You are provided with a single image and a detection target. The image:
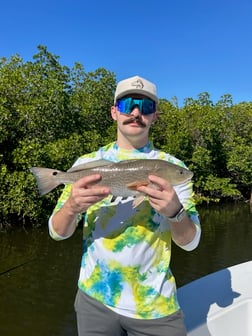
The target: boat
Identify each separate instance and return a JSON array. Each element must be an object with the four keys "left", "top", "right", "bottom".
[{"left": 177, "top": 260, "right": 252, "bottom": 336}]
